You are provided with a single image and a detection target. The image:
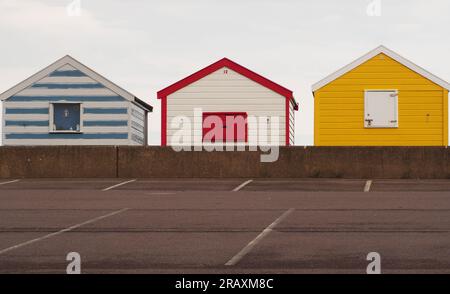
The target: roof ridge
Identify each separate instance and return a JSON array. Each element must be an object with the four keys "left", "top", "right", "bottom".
[
  {"left": 157, "top": 58, "right": 296, "bottom": 103},
  {"left": 312, "top": 45, "right": 450, "bottom": 92}
]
